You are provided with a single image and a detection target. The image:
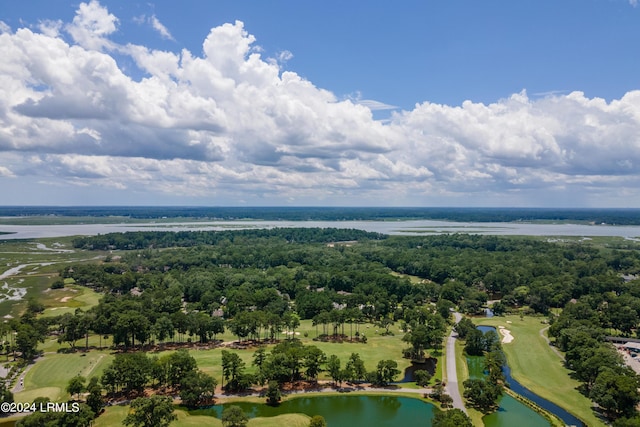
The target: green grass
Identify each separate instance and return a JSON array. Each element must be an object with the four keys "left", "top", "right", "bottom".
[
  {"left": 153, "top": 320, "right": 414, "bottom": 384},
  {"left": 0, "top": 237, "right": 109, "bottom": 317},
  {"left": 39, "top": 284, "right": 103, "bottom": 318},
  {"left": 475, "top": 315, "right": 605, "bottom": 427},
  {"left": 454, "top": 337, "right": 484, "bottom": 427},
  {"left": 15, "top": 351, "right": 114, "bottom": 402}
]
